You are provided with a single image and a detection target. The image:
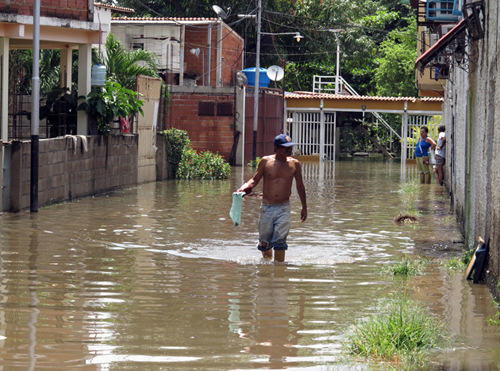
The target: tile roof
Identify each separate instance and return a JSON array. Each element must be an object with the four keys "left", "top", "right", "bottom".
[
  {"left": 112, "top": 16, "right": 218, "bottom": 22},
  {"left": 94, "top": 3, "right": 135, "bottom": 13},
  {"left": 286, "top": 91, "right": 443, "bottom": 103}
]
